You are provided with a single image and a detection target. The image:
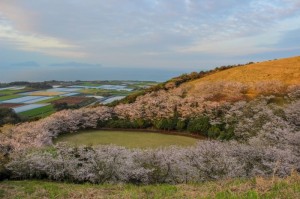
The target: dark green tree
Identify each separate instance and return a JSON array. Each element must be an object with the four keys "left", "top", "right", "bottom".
[
  {"left": 0, "top": 108, "right": 21, "bottom": 126},
  {"left": 187, "top": 116, "right": 211, "bottom": 135},
  {"left": 208, "top": 125, "right": 221, "bottom": 139}
]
